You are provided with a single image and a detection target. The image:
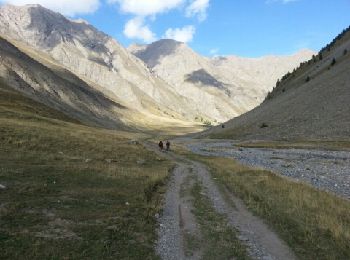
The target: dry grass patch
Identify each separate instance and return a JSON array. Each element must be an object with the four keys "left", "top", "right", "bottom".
[
  {"left": 0, "top": 82, "right": 173, "bottom": 259},
  {"left": 185, "top": 154, "right": 350, "bottom": 260}
]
